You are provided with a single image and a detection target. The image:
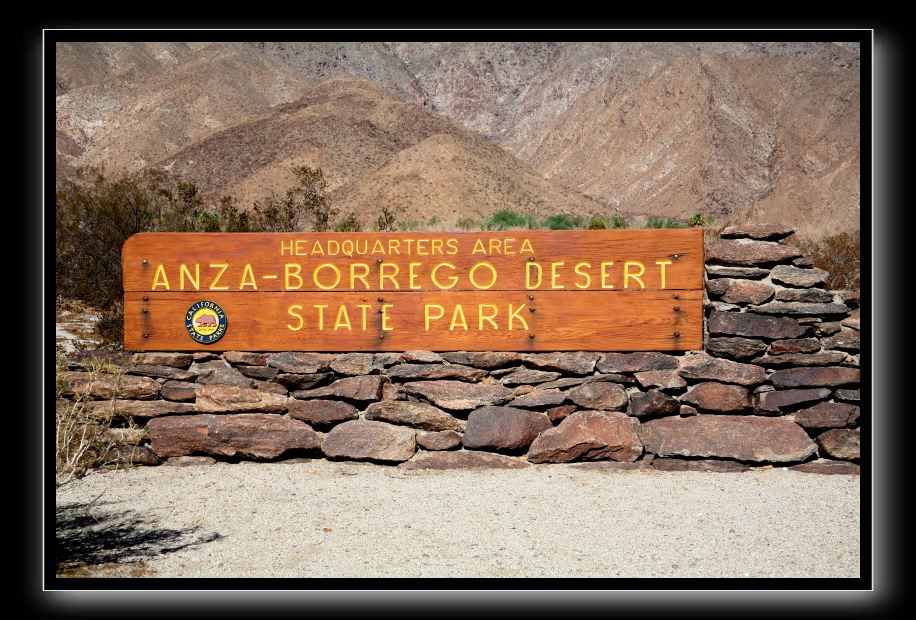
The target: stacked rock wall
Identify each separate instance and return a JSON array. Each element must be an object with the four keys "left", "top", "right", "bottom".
[{"left": 59, "top": 226, "right": 861, "bottom": 474}]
